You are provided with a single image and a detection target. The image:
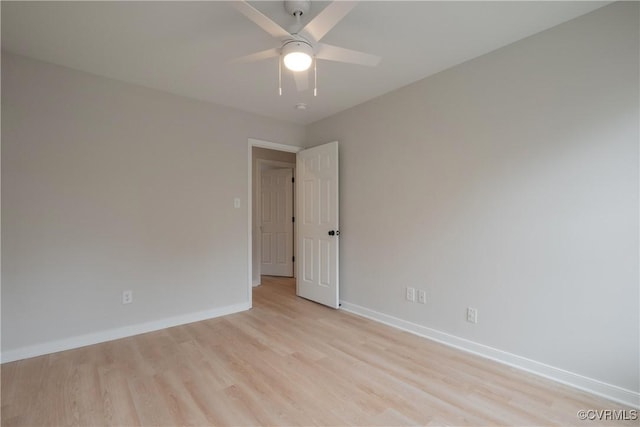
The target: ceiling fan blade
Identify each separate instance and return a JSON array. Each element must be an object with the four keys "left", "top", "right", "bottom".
[
  {"left": 316, "top": 43, "right": 381, "bottom": 67},
  {"left": 229, "top": 48, "right": 280, "bottom": 65},
  {"left": 230, "top": 1, "right": 291, "bottom": 40},
  {"left": 300, "top": 1, "right": 357, "bottom": 42},
  {"left": 293, "top": 70, "right": 309, "bottom": 92}
]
